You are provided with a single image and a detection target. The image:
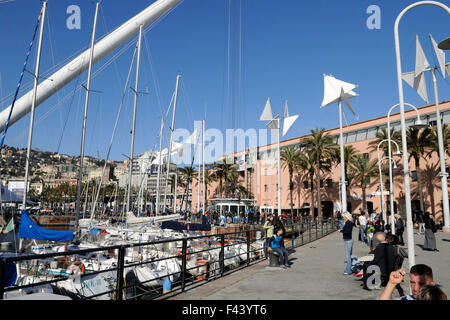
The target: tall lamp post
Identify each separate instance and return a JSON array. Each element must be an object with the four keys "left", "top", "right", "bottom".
[
  {"left": 394, "top": 0, "right": 450, "bottom": 269},
  {"left": 377, "top": 139, "right": 401, "bottom": 227},
  {"left": 387, "top": 103, "right": 427, "bottom": 235}
]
